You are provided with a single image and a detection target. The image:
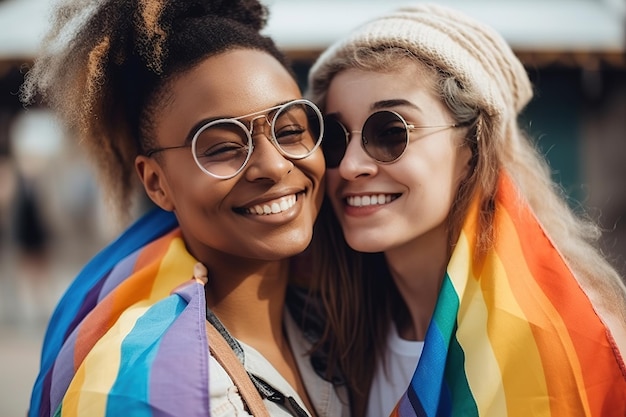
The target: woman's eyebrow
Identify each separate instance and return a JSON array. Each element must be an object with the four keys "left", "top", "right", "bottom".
[
  {"left": 370, "top": 99, "right": 422, "bottom": 112},
  {"left": 185, "top": 117, "right": 223, "bottom": 143},
  {"left": 325, "top": 99, "right": 425, "bottom": 123}
]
